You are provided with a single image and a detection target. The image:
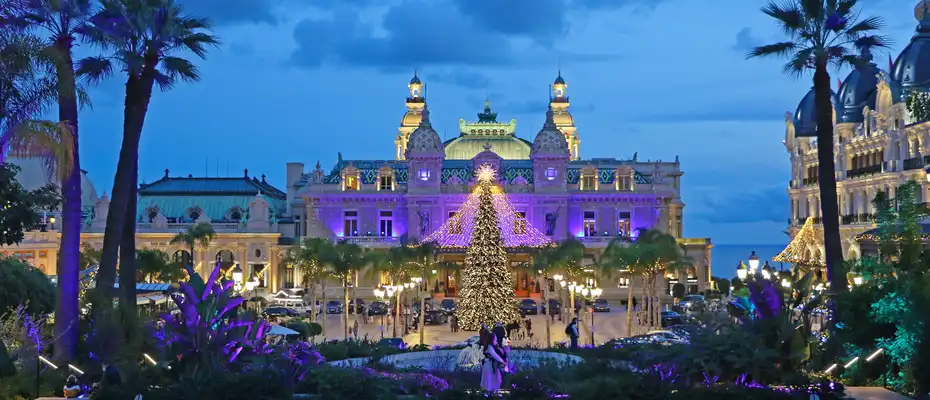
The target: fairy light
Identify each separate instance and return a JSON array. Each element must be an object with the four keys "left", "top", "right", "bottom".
[
  {"left": 773, "top": 217, "right": 825, "bottom": 266},
  {"left": 866, "top": 348, "right": 883, "bottom": 362},
  {"left": 421, "top": 165, "right": 553, "bottom": 248},
  {"left": 843, "top": 356, "right": 859, "bottom": 369},
  {"left": 456, "top": 165, "right": 524, "bottom": 331}
]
